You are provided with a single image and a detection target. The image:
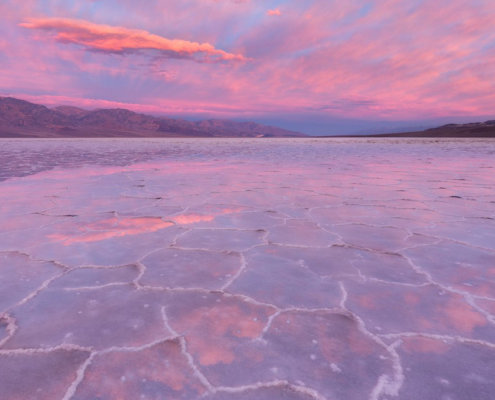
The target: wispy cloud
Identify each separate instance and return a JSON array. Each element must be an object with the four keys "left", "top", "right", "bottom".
[
  {"left": 1, "top": 0, "right": 494, "bottom": 134},
  {"left": 20, "top": 17, "right": 247, "bottom": 62}
]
